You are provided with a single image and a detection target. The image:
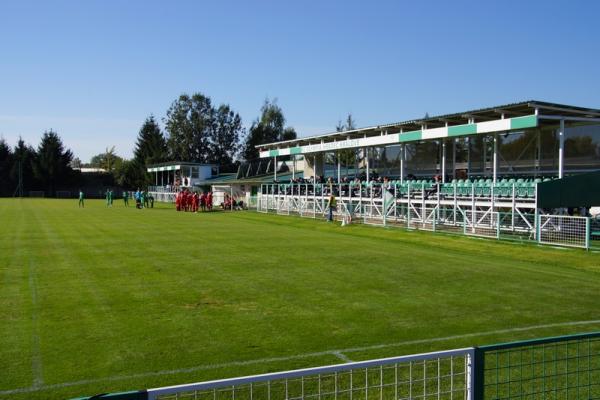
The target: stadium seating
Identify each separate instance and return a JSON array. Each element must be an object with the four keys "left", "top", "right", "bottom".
[{"left": 274, "top": 176, "right": 557, "bottom": 200}]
